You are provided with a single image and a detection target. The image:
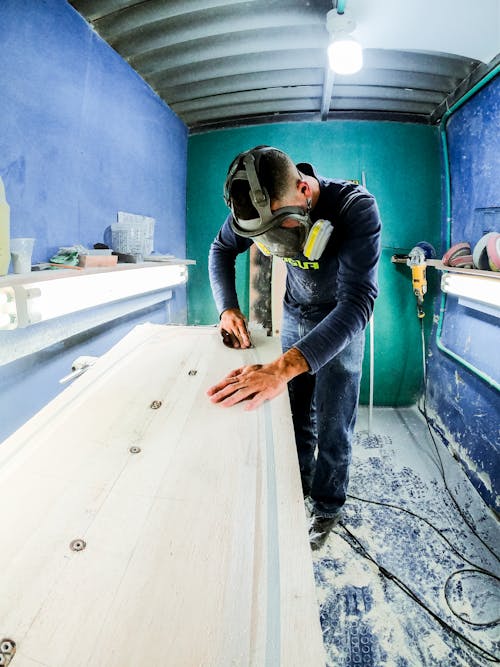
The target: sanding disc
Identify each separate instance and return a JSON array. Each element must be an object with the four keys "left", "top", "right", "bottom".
[
  {"left": 473, "top": 232, "right": 498, "bottom": 270},
  {"left": 487, "top": 233, "right": 500, "bottom": 271},
  {"left": 442, "top": 242, "right": 471, "bottom": 266},
  {"left": 449, "top": 253, "right": 474, "bottom": 268},
  {"left": 415, "top": 241, "right": 436, "bottom": 259}
]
